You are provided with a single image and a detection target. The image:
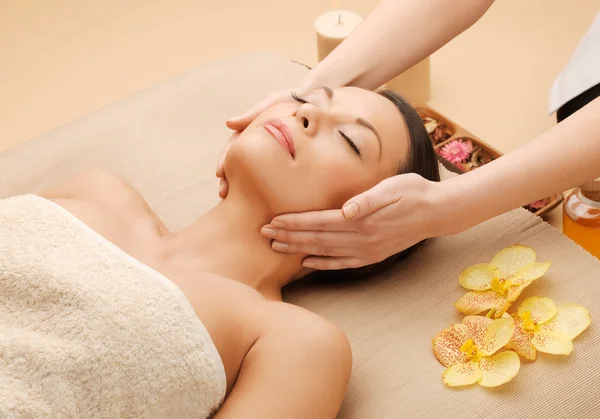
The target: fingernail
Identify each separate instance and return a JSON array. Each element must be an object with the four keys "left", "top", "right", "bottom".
[
  {"left": 342, "top": 203, "right": 358, "bottom": 219},
  {"left": 218, "top": 181, "right": 225, "bottom": 194},
  {"left": 271, "top": 220, "right": 285, "bottom": 228},
  {"left": 227, "top": 116, "right": 241, "bottom": 123},
  {"left": 303, "top": 261, "right": 316, "bottom": 269},
  {"left": 272, "top": 241, "right": 288, "bottom": 251},
  {"left": 261, "top": 226, "right": 276, "bottom": 239}
]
